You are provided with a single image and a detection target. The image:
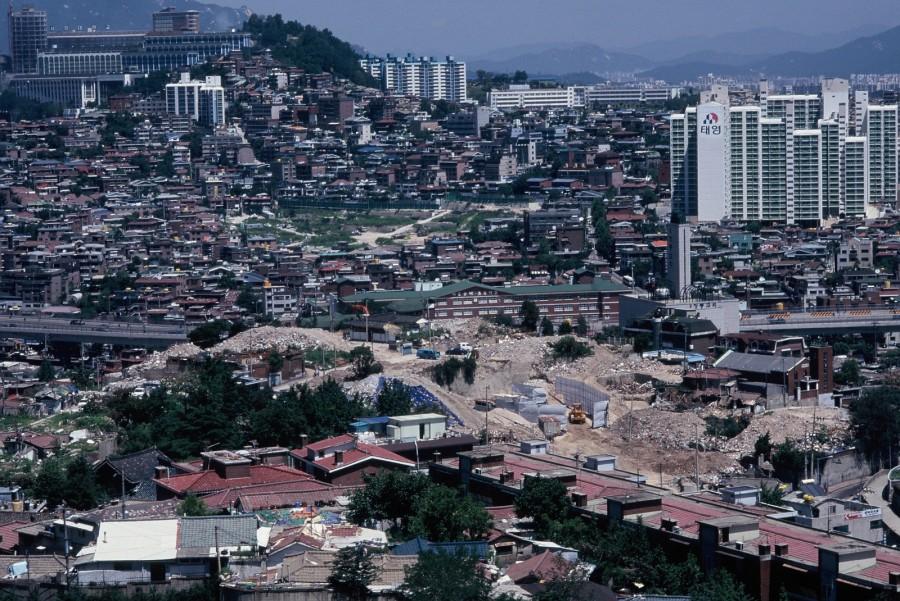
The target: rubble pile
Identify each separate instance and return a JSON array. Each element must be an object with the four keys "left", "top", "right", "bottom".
[
  {"left": 611, "top": 408, "right": 709, "bottom": 450},
  {"left": 212, "top": 326, "right": 327, "bottom": 354},
  {"left": 724, "top": 408, "right": 849, "bottom": 456}
]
